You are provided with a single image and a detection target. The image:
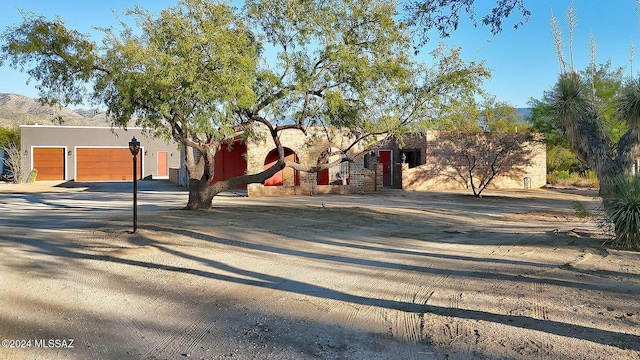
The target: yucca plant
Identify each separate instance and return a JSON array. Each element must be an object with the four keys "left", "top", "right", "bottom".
[
  {"left": 616, "top": 78, "right": 640, "bottom": 135},
  {"left": 603, "top": 175, "right": 640, "bottom": 248}
]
